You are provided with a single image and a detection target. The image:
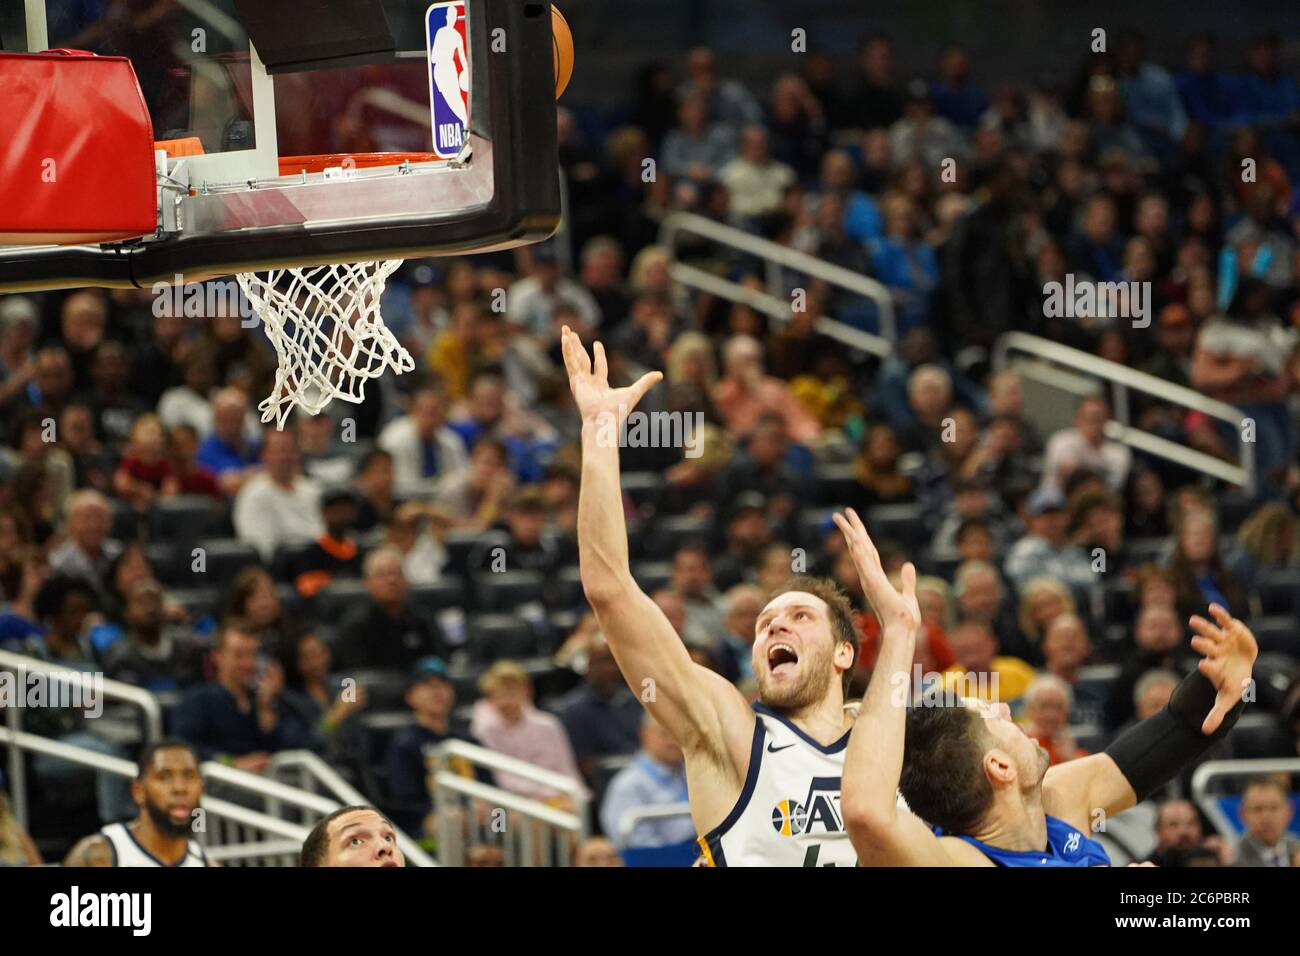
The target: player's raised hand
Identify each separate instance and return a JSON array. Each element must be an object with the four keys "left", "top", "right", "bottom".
[
  {"left": 560, "top": 325, "right": 662, "bottom": 427},
  {"left": 832, "top": 508, "right": 920, "bottom": 634},
  {"left": 1188, "top": 603, "right": 1258, "bottom": 735}
]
